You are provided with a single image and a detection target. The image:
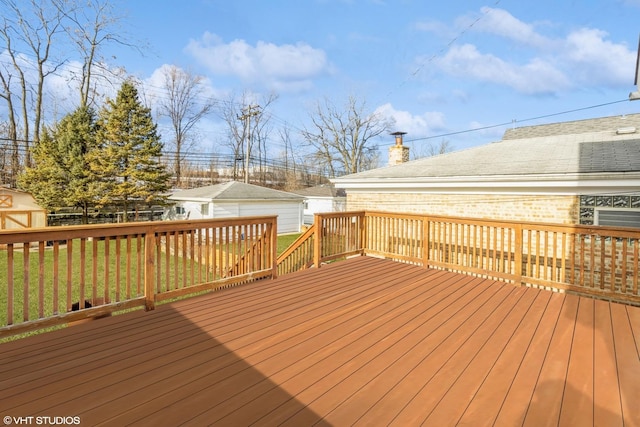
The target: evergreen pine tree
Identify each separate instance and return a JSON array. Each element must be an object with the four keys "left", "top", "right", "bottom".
[
  {"left": 92, "top": 81, "right": 170, "bottom": 222},
  {"left": 18, "top": 106, "right": 99, "bottom": 223},
  {"left": 18, "top": 127, "right": 65, "bottom": 210},
  {"left": 58, "top": 107, "right": 99, "bottom": 222}
]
